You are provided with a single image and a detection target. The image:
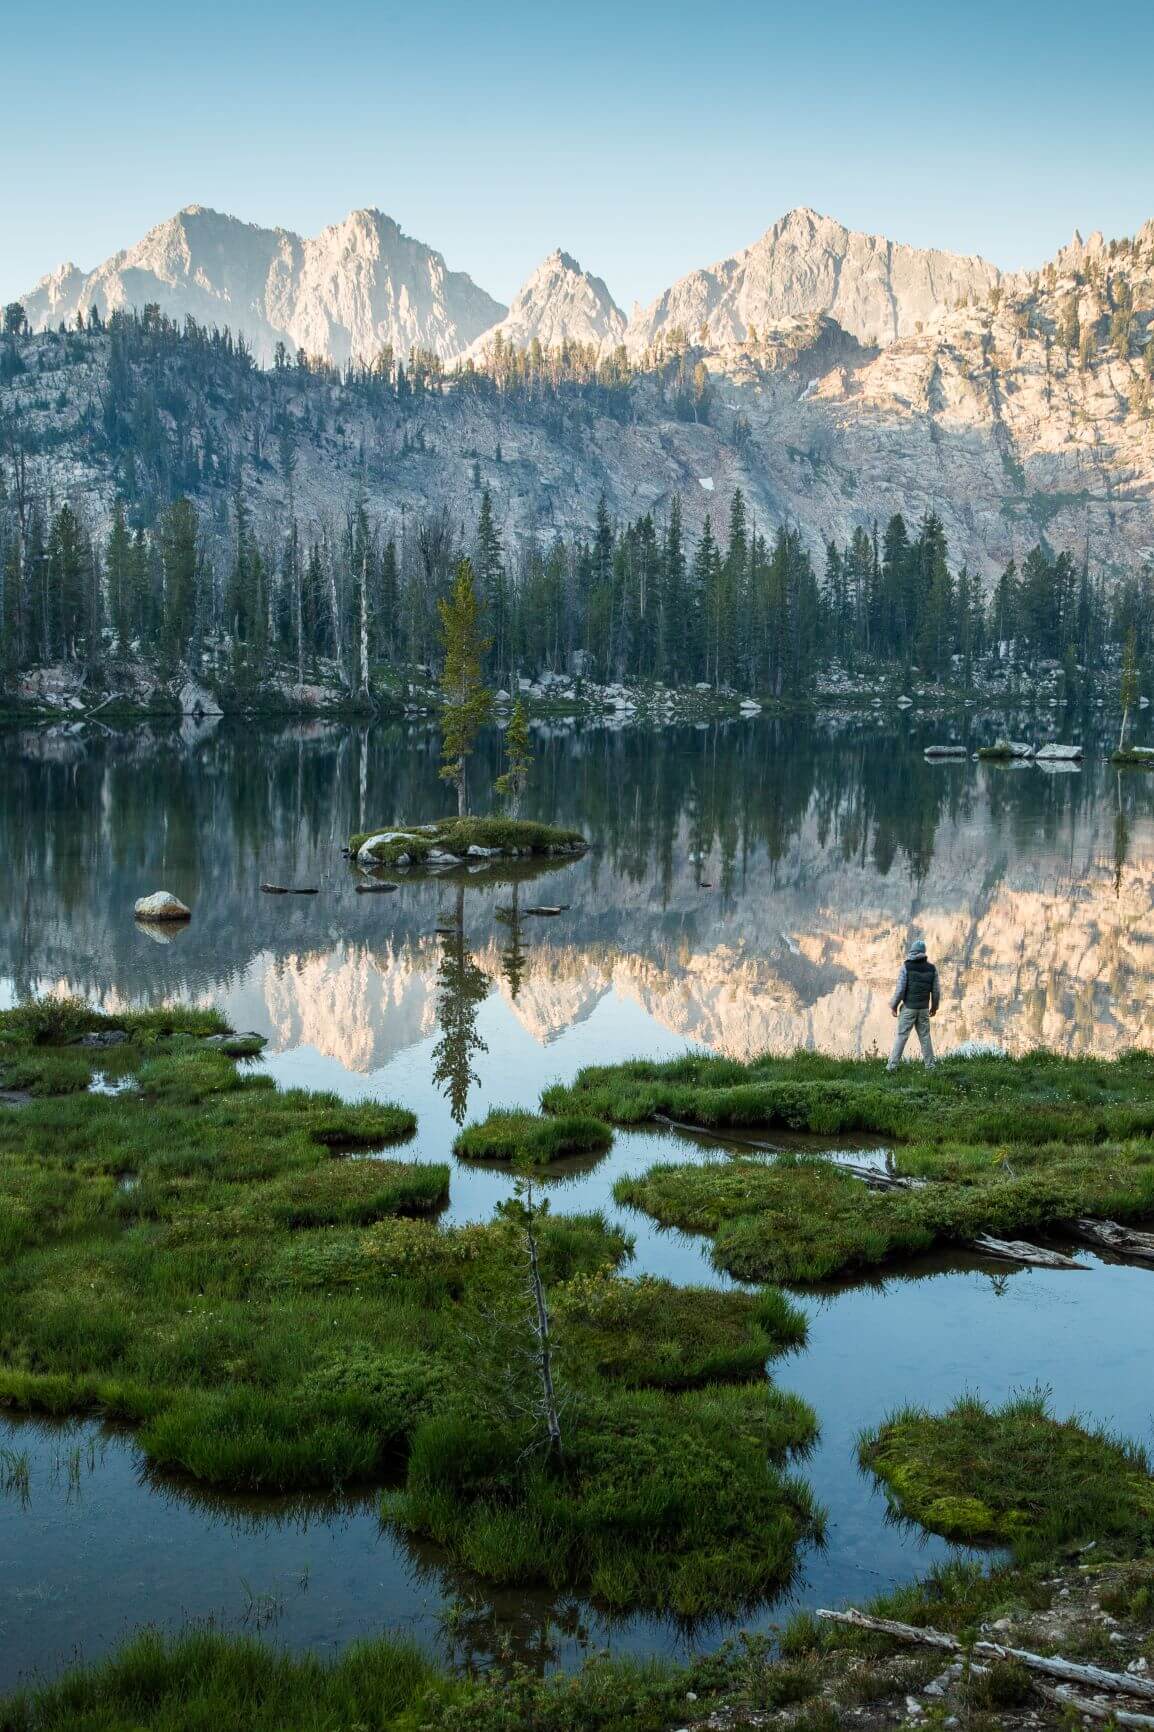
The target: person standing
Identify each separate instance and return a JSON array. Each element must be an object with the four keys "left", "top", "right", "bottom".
[{"left": 887, "top": 939, "right": 940, "bottom": 1071}]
